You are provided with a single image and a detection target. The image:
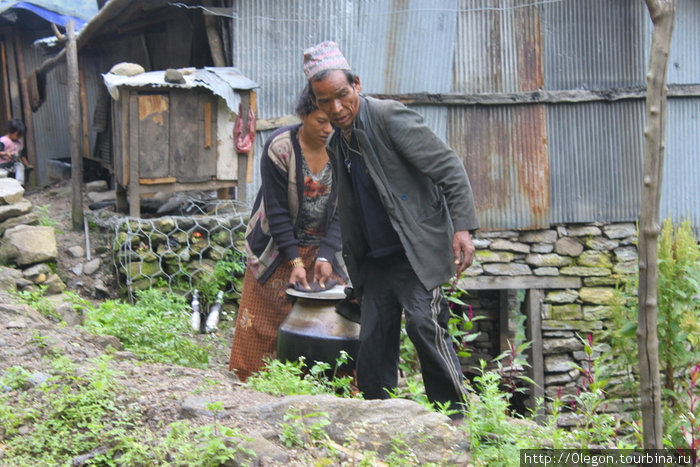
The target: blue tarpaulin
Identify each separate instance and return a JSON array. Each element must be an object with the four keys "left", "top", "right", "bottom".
[{"left": 0, "top": 0, "right": 98, "bottom": 29}]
